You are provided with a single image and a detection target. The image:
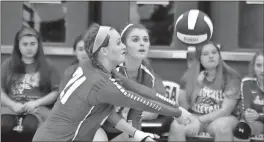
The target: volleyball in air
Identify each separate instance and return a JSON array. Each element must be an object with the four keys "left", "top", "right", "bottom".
[{"left": 174, "top": 9, "right": 213, "bottom": 45}]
